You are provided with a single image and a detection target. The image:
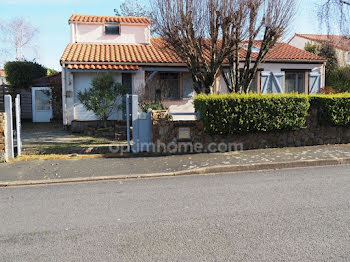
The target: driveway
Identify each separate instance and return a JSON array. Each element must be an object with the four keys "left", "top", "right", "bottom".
[
  {"left": 1, "top": 166, "right": 350, "bottom": 261},
  {"left": 20, "top": 122, "right": 125, "bottom": 154}
]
